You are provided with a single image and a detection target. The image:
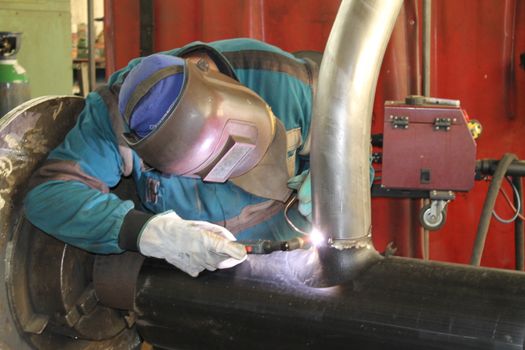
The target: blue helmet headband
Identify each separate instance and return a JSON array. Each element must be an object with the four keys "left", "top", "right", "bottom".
[{"left": 119, "top": 55, "right": 186, "bottom": 138}]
